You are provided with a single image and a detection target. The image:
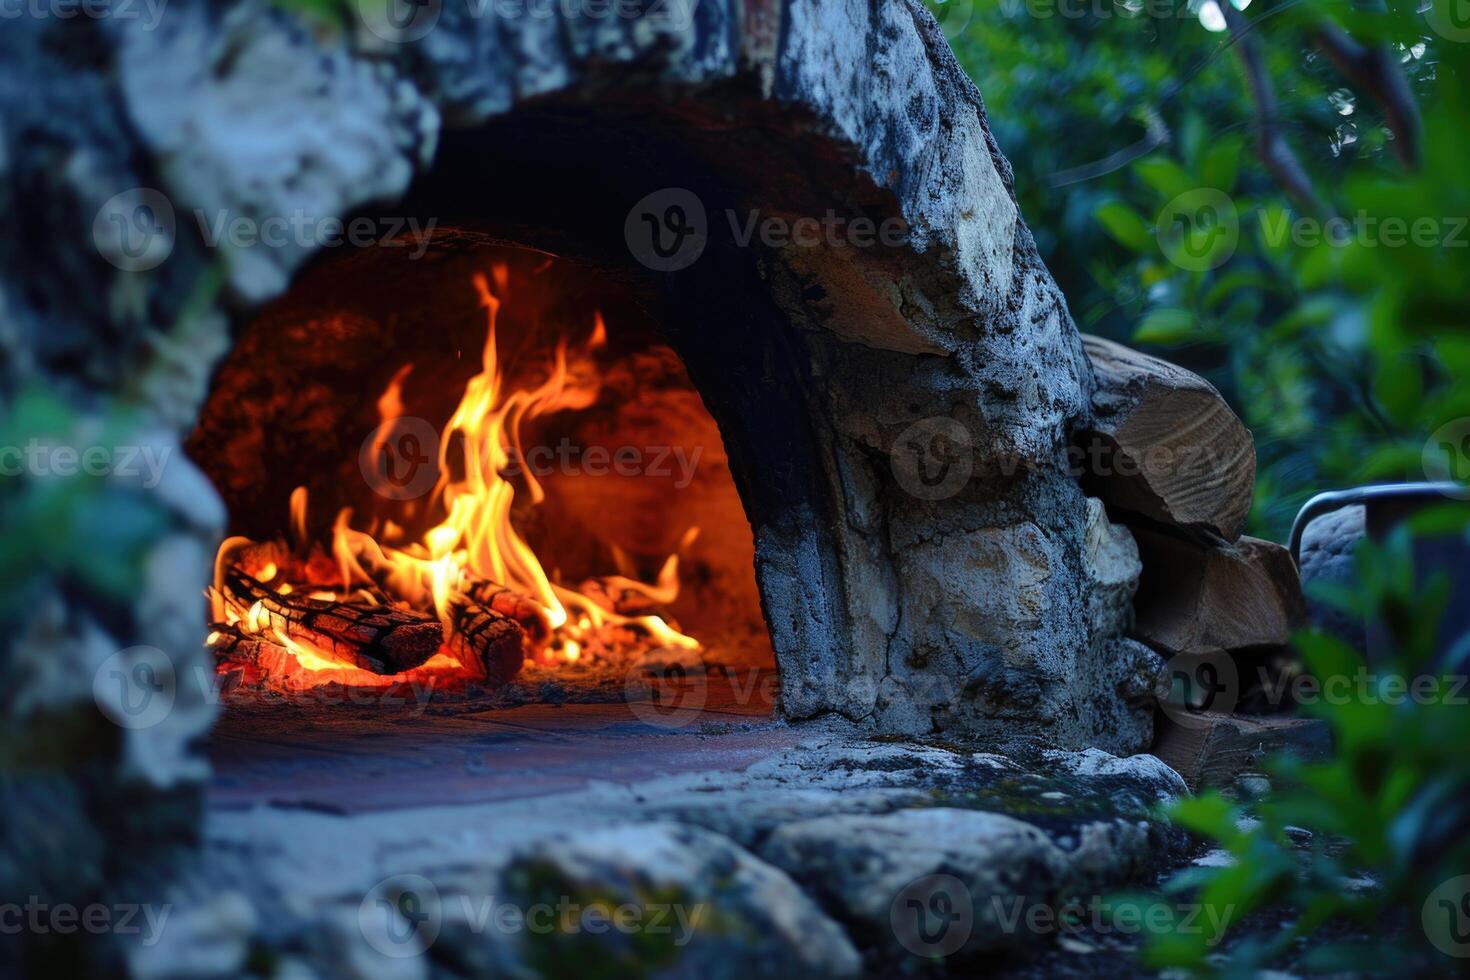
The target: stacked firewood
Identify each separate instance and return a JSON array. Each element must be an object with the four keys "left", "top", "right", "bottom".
[
  {"left": 1080, "top": 336, "right": 1313, "bottom": 786},
  {"left": 207, "top": 552, "right": 529, "bottom": 686},
  {"left": 206, "top": 544, "right": 688, "bottom": 686}
]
